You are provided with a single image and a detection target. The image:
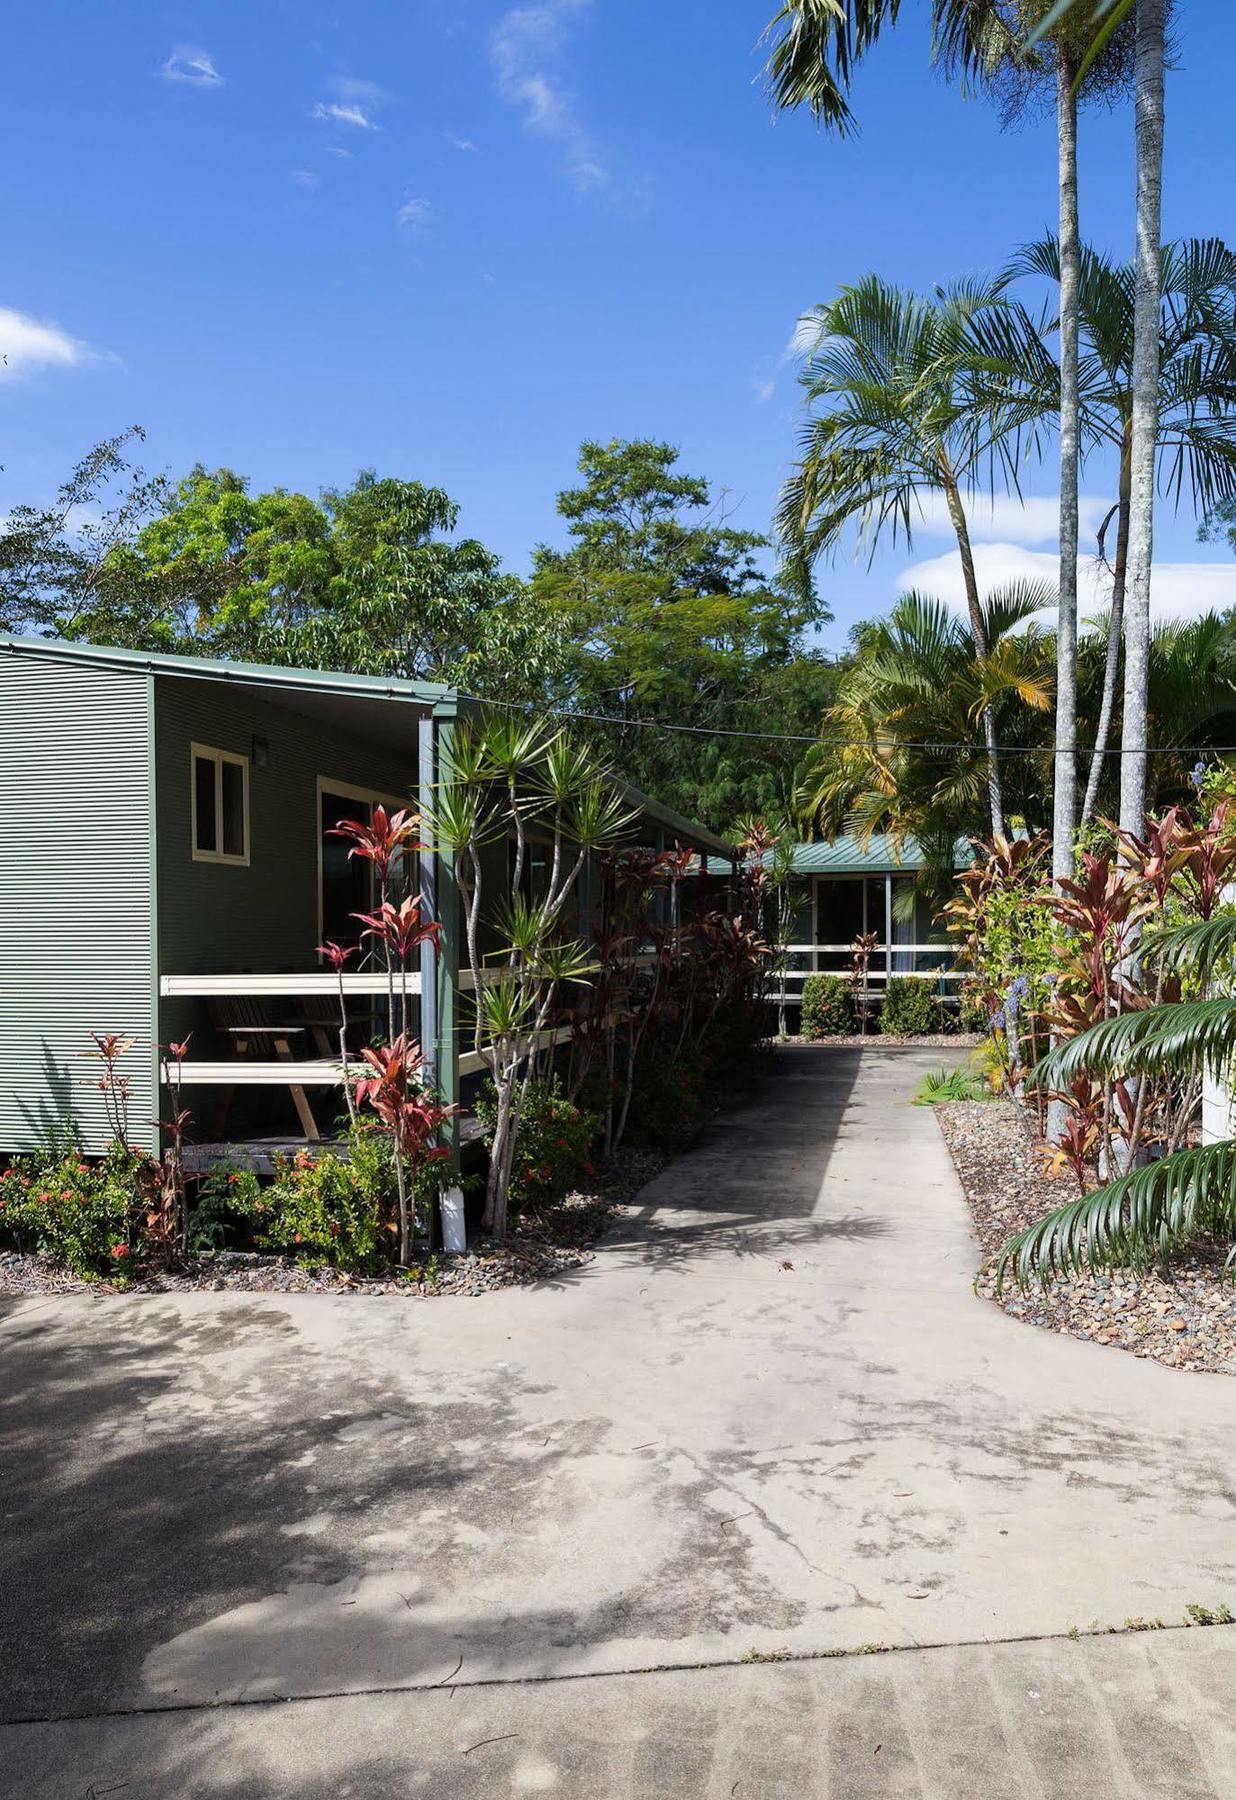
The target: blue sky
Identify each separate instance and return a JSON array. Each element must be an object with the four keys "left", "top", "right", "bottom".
[{"left": 3, "top": 0, "right": 1235, "bottom": 649}]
